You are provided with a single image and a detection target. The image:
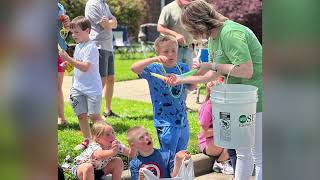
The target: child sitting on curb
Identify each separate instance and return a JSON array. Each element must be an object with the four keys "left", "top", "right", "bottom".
[
  {"left": 126, "top": 126, "right": 191, "bottom": 180},
  {"left": 198, "top": 77, "right": 233, "bottom": 175},
  {"left": 71, "top": 121, "right": 136, "bottom": 180}
]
